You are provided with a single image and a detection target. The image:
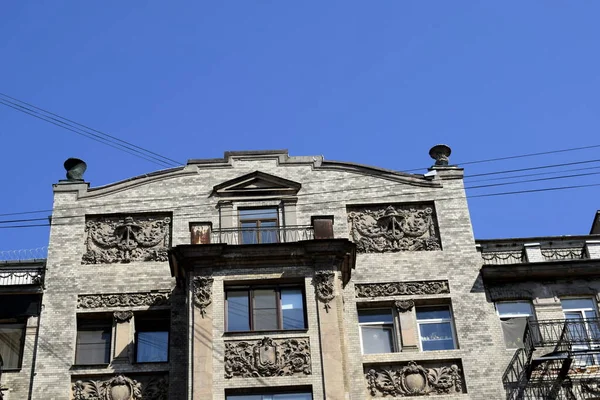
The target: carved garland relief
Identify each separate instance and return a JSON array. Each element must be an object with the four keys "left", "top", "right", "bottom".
[
  {"left": 193, "top": 276, "right": 213, "bottom": 317},
  {"left": 347, "top": 204, "right": 441, "bottom": 253},
  {"left": 366, "top": 361, "right": 463, "bottom": 397},
  {"left": 355, "top": 280, "right": 449, "bottom": 298},
  {"left": 225, "top": 337, "right": 311, "bottom": 378},
  {"left": 77, "top": 292, "right": 171, "bottom": 308},
  {"left": 72, "top": 375, "right": 168, "bottom": 400},
  {"left": 313, "top": 271, "right": 335, "bottom": 311},
  {"left": 82, "top": 214, "right": 171, "bottom": 264}
]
